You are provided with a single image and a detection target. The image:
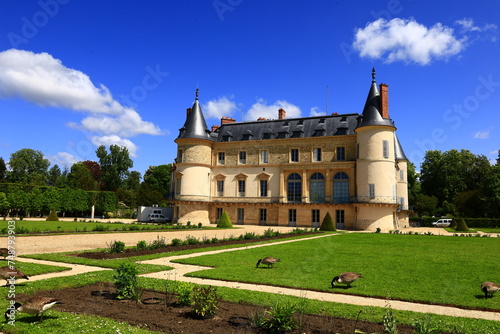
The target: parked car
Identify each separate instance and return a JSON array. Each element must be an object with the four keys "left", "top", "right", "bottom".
[
  {"left": 148, "top": 214, "right": 169, "bottom": 223},
  {"left": 432, "top": 218, "right": 452, "bottom": 227}
]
